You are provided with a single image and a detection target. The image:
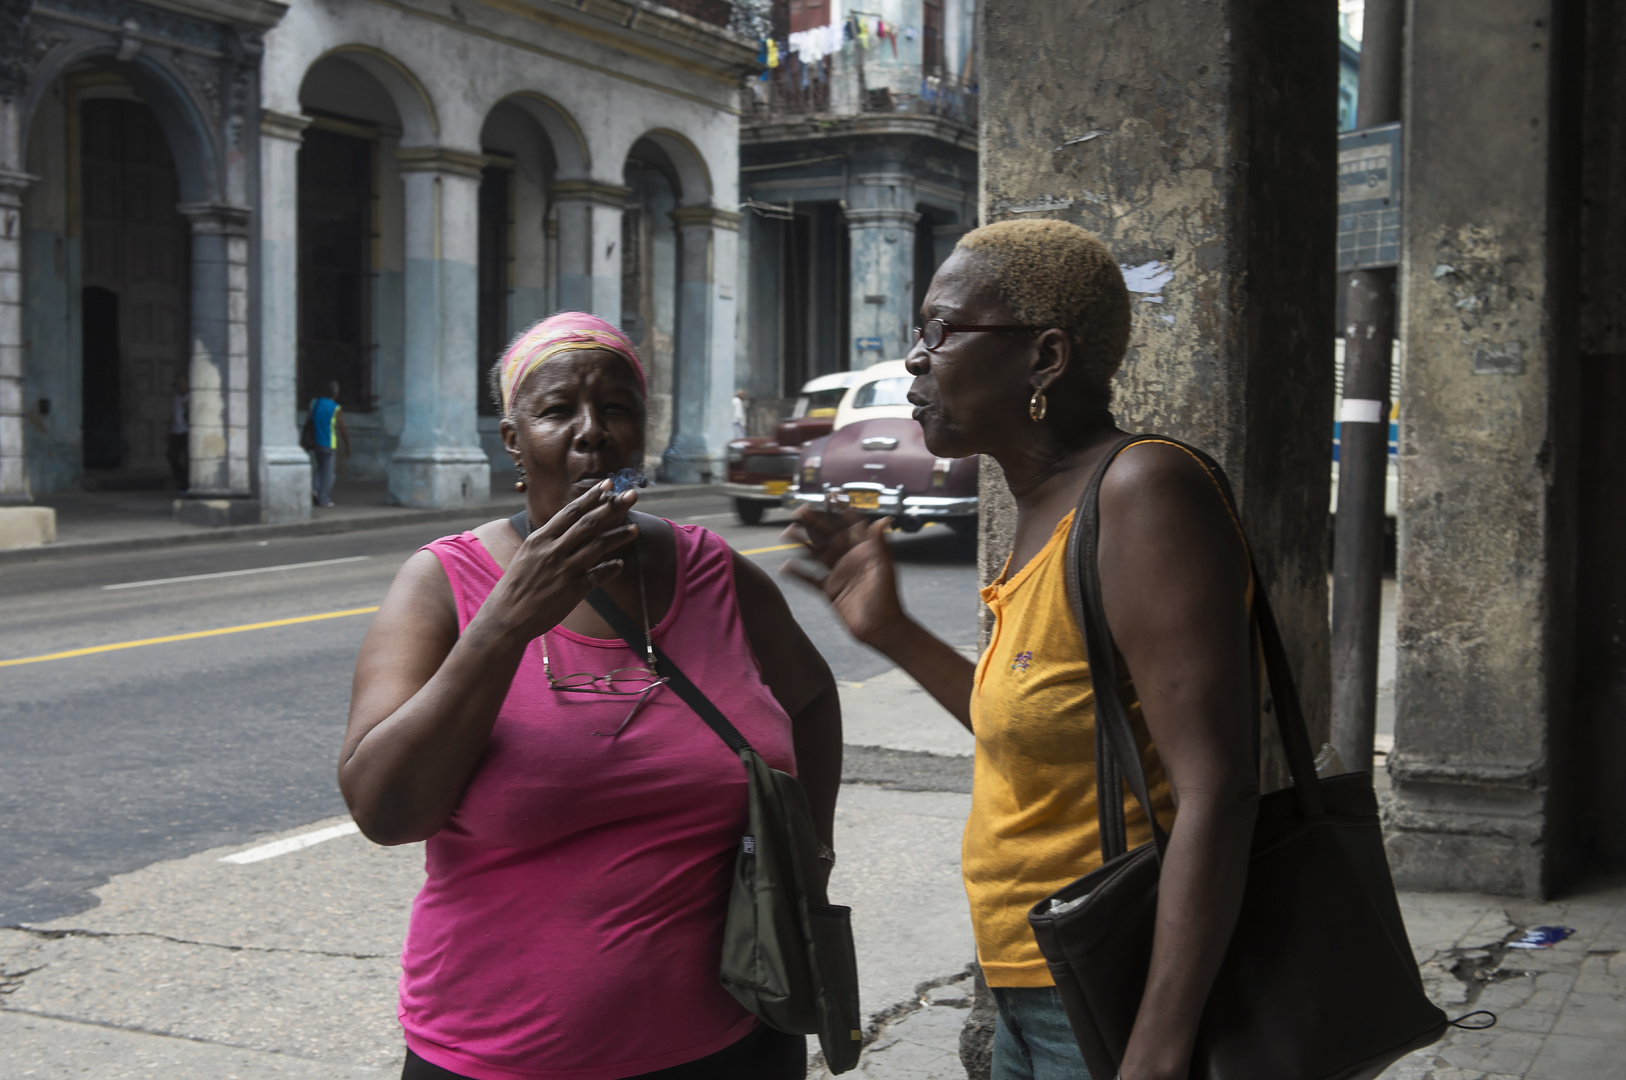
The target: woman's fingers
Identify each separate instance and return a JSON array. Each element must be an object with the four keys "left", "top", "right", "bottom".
[
  {"left": 547, "top": 488, "right": 637, "bottom": 555},
  {"left": 531, "top": 479, "right": 614, "bottom": 542},
  {"left": 582, "top": 558, "right": 625, "bottom": 587},
  {"left": 567, "top": 523, "right": 639, "bottom": 572},
  {"left": 779, "top": 556, "right": 832, "bottom": 589}
]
